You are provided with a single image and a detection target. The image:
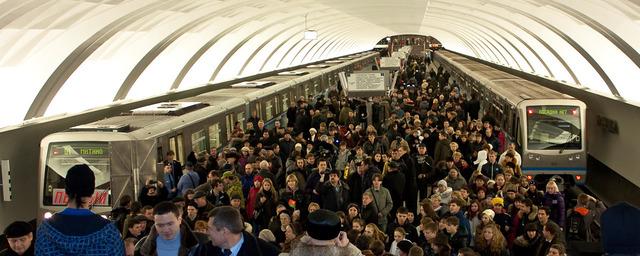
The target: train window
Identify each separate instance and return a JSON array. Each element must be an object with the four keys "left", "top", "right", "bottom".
[
  {"left": 282, "top": 93, "right": 289, "bottom": 112},
  {"left": 191, "top": 129, "right": 207, "bottom": 155},
  {"left": 236, "top": 113, "right": 244, "bottom": 130},
  {"left": 225, "top": 114, "right": 233, "bottom": 140},
  {"left": 43, "top": 142, "right": 111, "bottom": 206},
  {"left": 157, "top": 146, "right": 163, "bottom": 164},
  {"left": 265, "top": 100, "right": 273, "bottom": 120},
  {"left": 169, "top": 135, "right": 184, "bottom": 163},
  {"left": 208, "top": 123, "right": 221, "bottom": 149},
  {"left": 274, "top": 96, "right": 279, "bottom": 114},
  {"left": 304, "top": 87, "right": 310, "bottom": 99},
  {"left": 255, "top": 102, "right": 262, "bottom": 120},
  {"left": 526, "top": 106, "right": 582, "bottom": 150}
]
